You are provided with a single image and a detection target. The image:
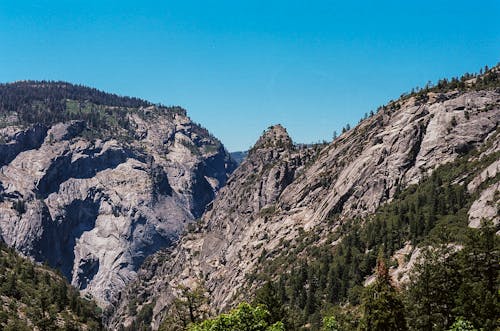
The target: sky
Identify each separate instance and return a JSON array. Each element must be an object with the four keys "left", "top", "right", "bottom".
[{"left": 0, "top": 1, "right": 499, "bottom": 151}]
